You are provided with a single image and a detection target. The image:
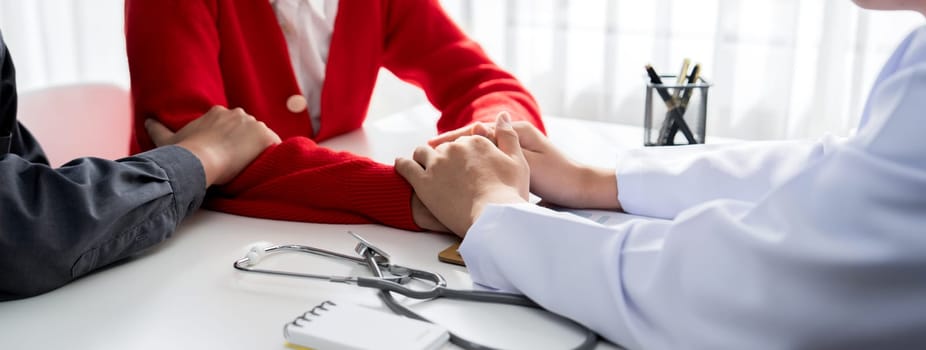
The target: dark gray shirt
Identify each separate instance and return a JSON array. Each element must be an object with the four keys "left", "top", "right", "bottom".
[{"left": 0, "top": 31, "right": 206, "bottom": 301}]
